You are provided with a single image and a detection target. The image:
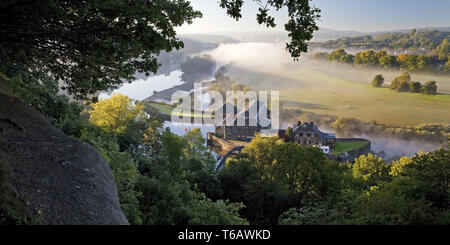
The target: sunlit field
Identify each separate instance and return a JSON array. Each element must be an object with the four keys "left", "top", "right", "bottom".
[
  {"left": 333, "top": 141, "right": 369, "bottom": 154},
  {"left": 203, "top": 42, "right": 450, "bottom": 127},
  {"left": 224, "top": 59, "right": 450, "bottom": 127}
]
